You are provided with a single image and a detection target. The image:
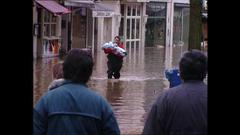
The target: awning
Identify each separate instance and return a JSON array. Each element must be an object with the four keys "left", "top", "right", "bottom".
[
  {"left": 35, "top": 0, "right": 71, "bottom": 15},
  {"left": 92, "top": 3, "right": 114, "bottom": 17},
  {"left": 64, "top": 0, "right": 94, "bottom": 8}
]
